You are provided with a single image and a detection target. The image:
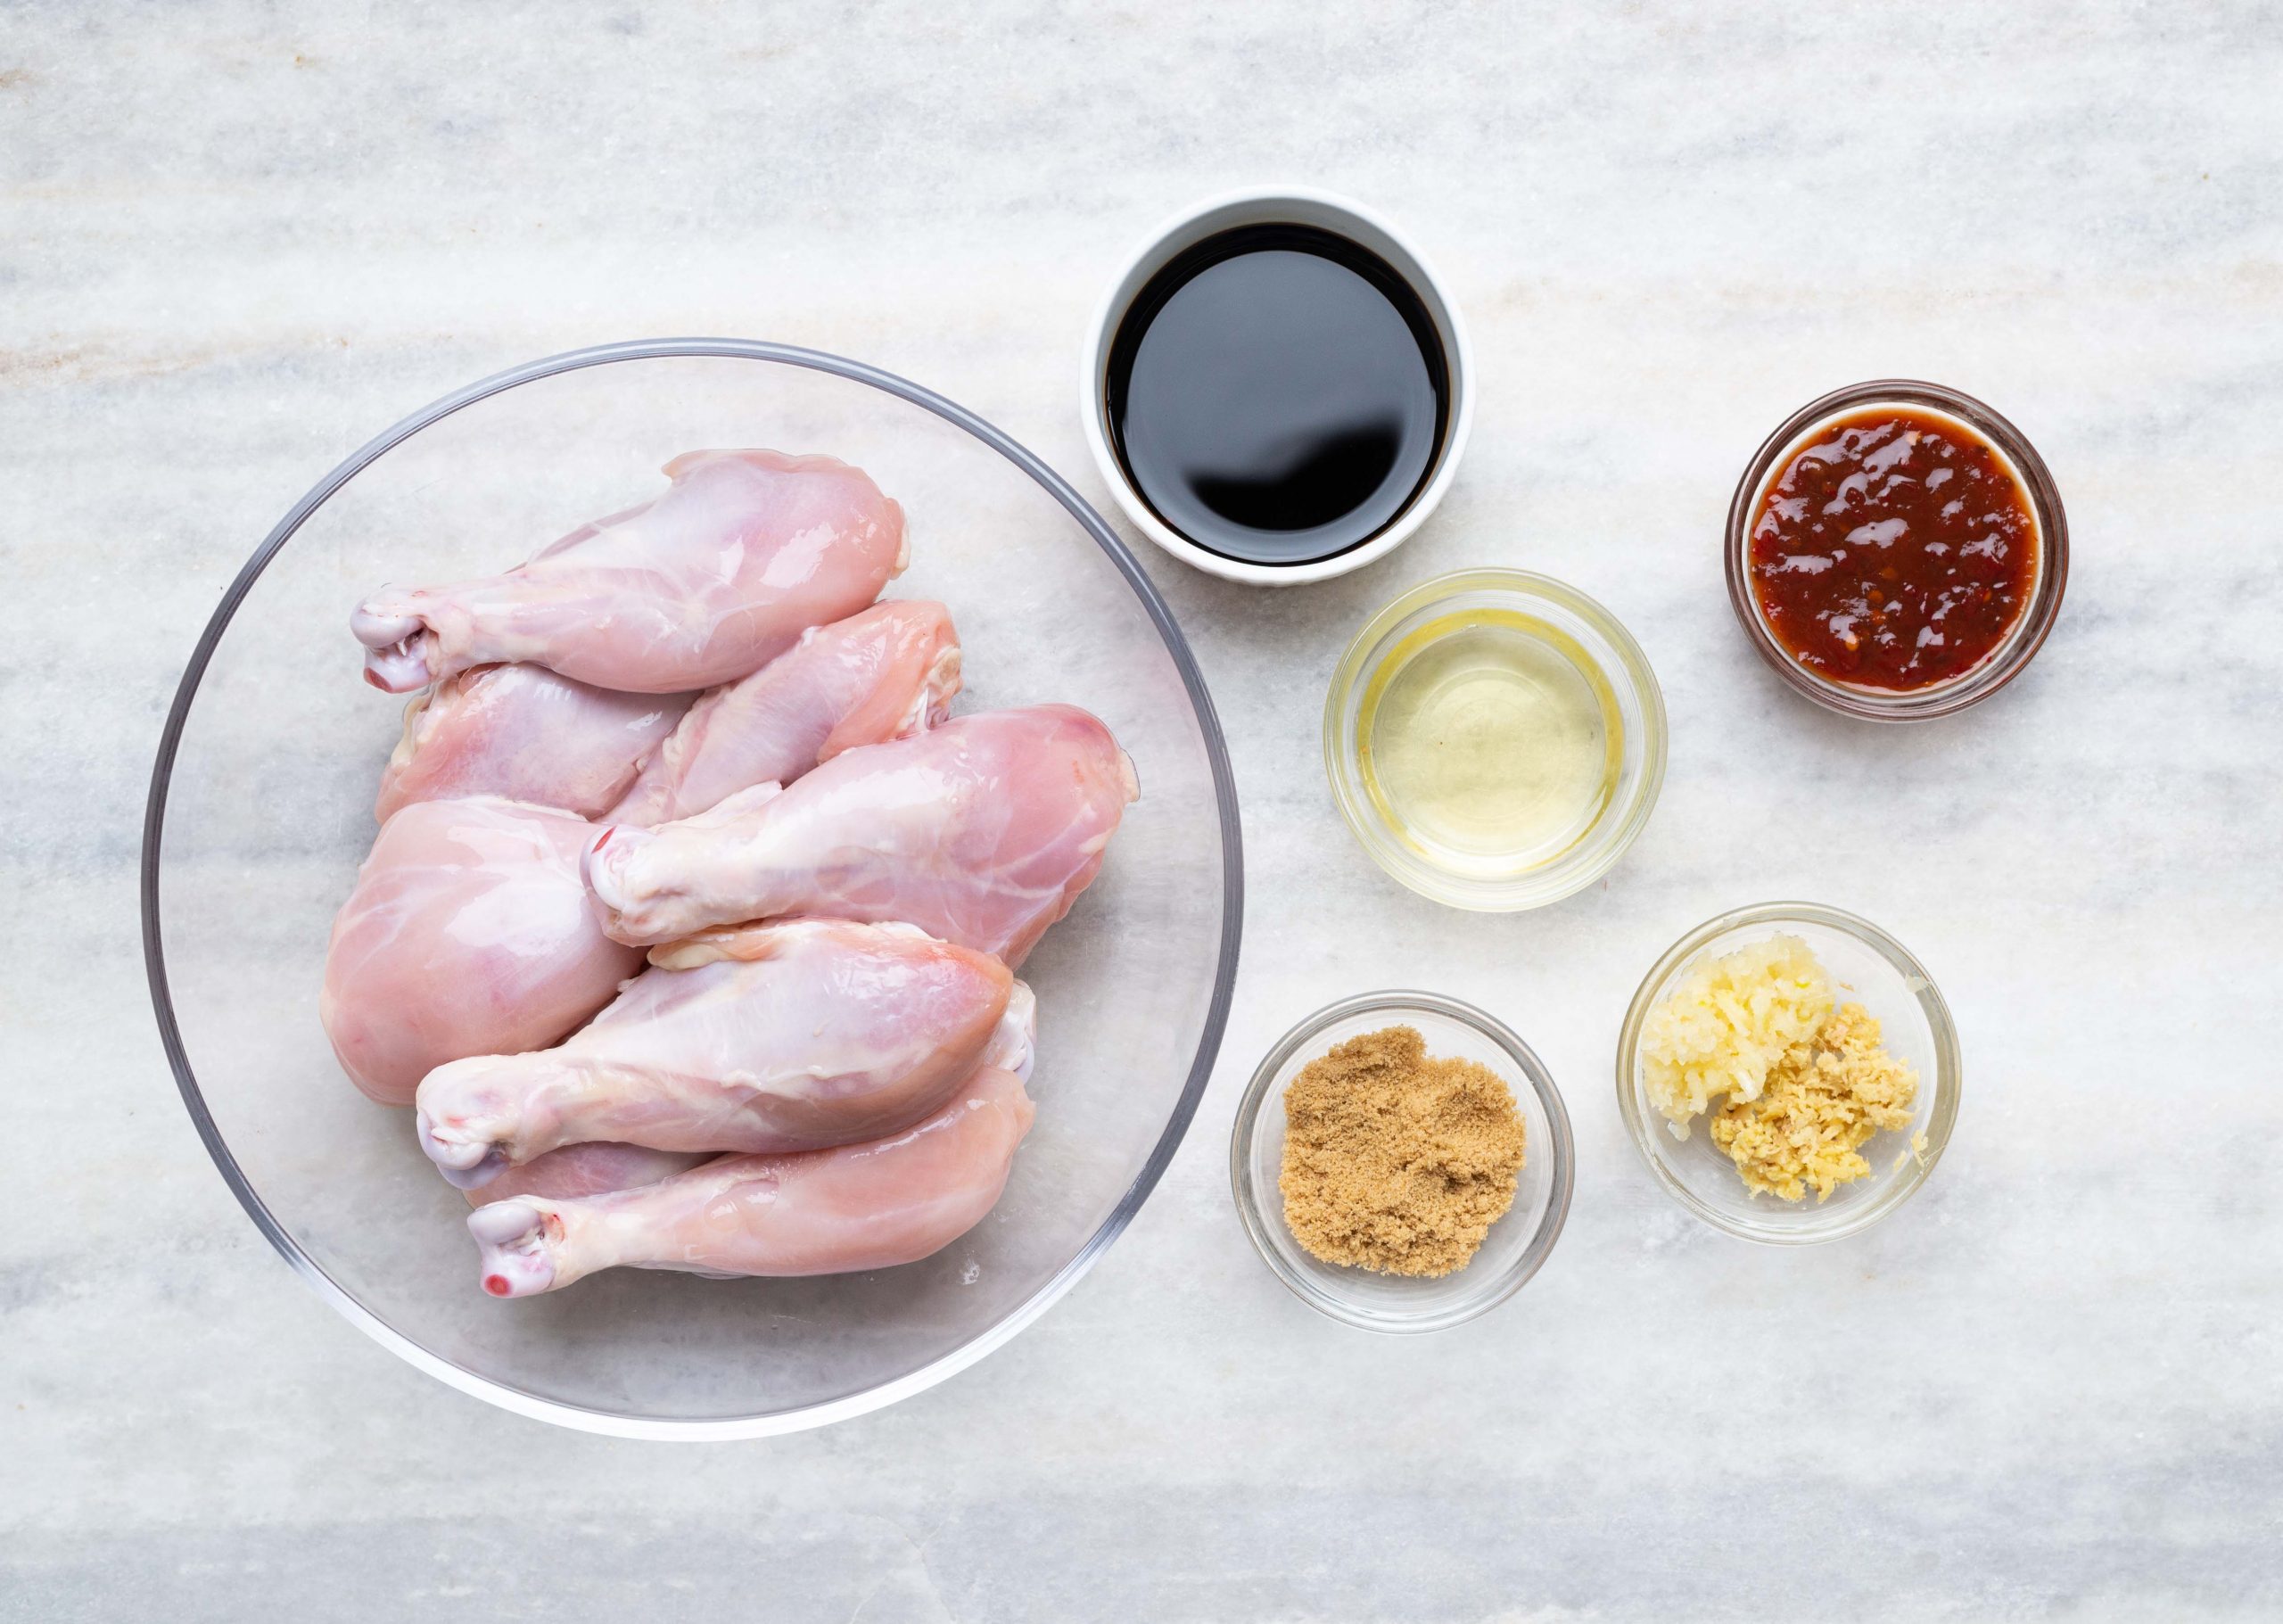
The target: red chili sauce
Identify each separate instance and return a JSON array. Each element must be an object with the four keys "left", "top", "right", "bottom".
[{"left": 1748, "top": 408, "right": 2037, "bottom": 690}]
